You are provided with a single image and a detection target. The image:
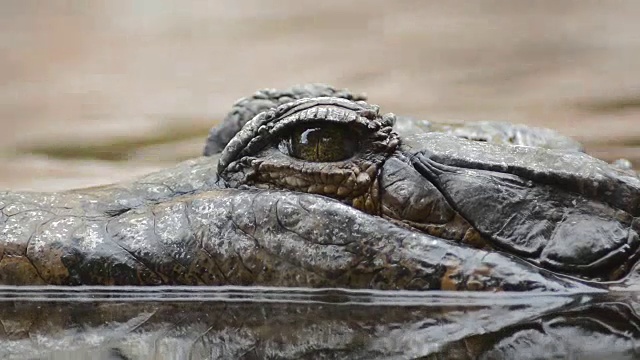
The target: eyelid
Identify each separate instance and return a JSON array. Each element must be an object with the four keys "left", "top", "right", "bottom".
[
  {"left": 270, "top": 116, "right": 370, "bottom": 140},
  {"left": 218, "top": 98, "right": 389, "bottom": 174}
]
